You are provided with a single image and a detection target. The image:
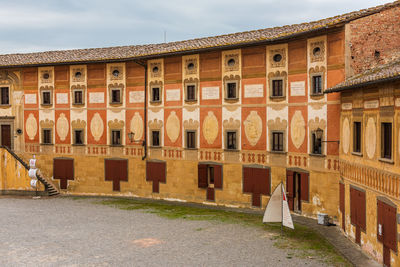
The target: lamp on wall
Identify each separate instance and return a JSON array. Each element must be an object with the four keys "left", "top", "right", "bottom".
[
  {"left": 127, "top": 132, "right": 135, "bottom": 143},
  {"left": 315, "top": 127, "right": 340, "bottom": 144}
]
